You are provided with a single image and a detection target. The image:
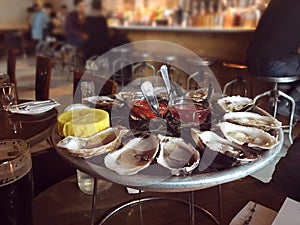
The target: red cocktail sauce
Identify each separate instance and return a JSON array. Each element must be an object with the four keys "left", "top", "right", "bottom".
[{"left": 131, "top": 100, "right": 168, "bottom": 119}]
